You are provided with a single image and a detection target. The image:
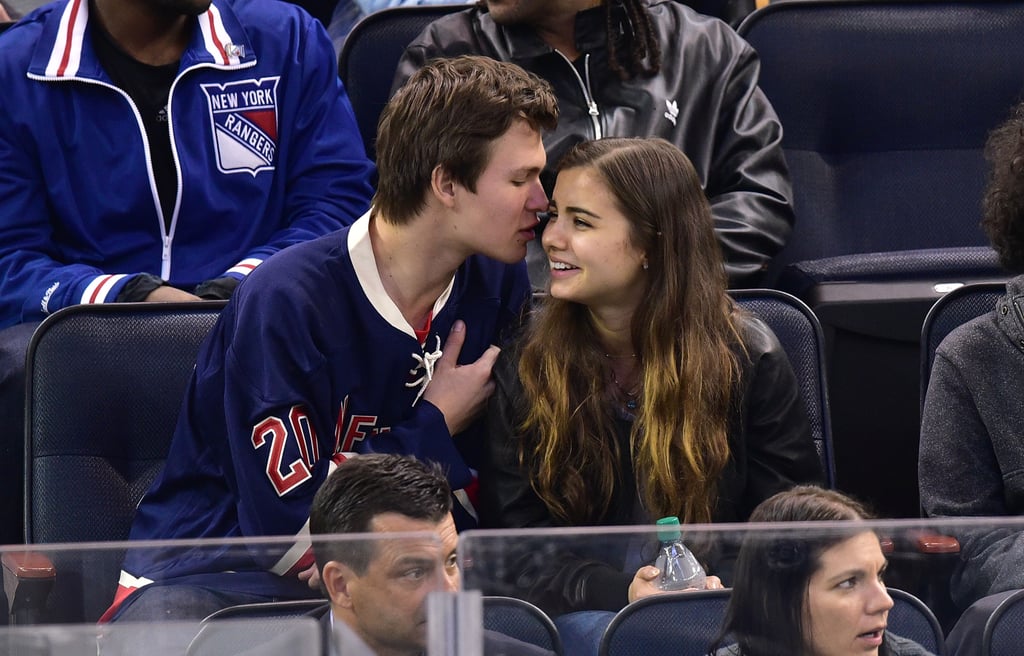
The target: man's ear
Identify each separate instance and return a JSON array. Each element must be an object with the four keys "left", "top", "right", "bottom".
[
  {"left": 430, "top": 164, "right": 458, "bottom": 209},
  {"left": 322, "top": 561, "right": 357, "bottom": 610}
]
